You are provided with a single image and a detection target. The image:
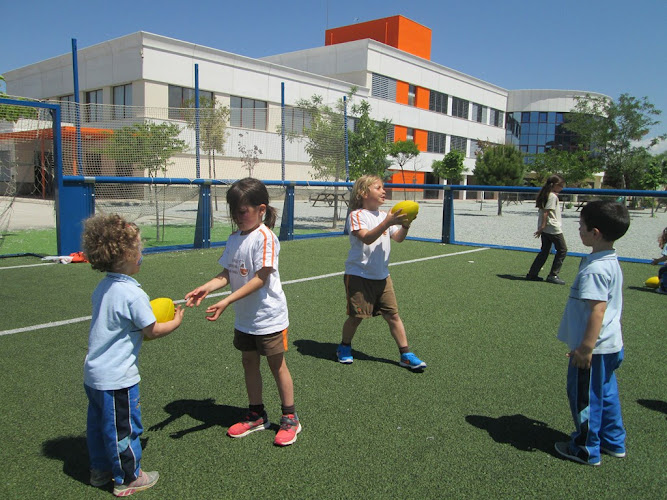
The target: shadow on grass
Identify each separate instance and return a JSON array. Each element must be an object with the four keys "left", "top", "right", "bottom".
[
  {"left": 497, "top": 274, "right": 535, "bottom": 281},
  {"left": 149, "top": 398, "right": 247, "bottom": 438},
  {"left": 466, "top": 414, "right": 569, "bottom": 457},
  {"left": 627, "top": 286, "right": 662, "bottom": 294},
  {"left": 293, "top": 339, "right": 400, "bottom": 367},
  {"left": 41, "top": 435, "right": 148, "bottom": 487},
  {"left": 637, "top": 398, "right": 667, "bottom": 417}
]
